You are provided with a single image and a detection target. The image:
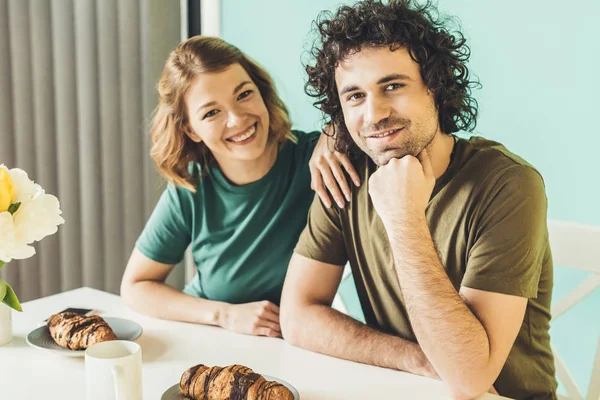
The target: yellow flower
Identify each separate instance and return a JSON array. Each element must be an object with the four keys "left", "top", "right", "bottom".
[{"left": 0, "top": 168, "right": 14, "bottom": 213}]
